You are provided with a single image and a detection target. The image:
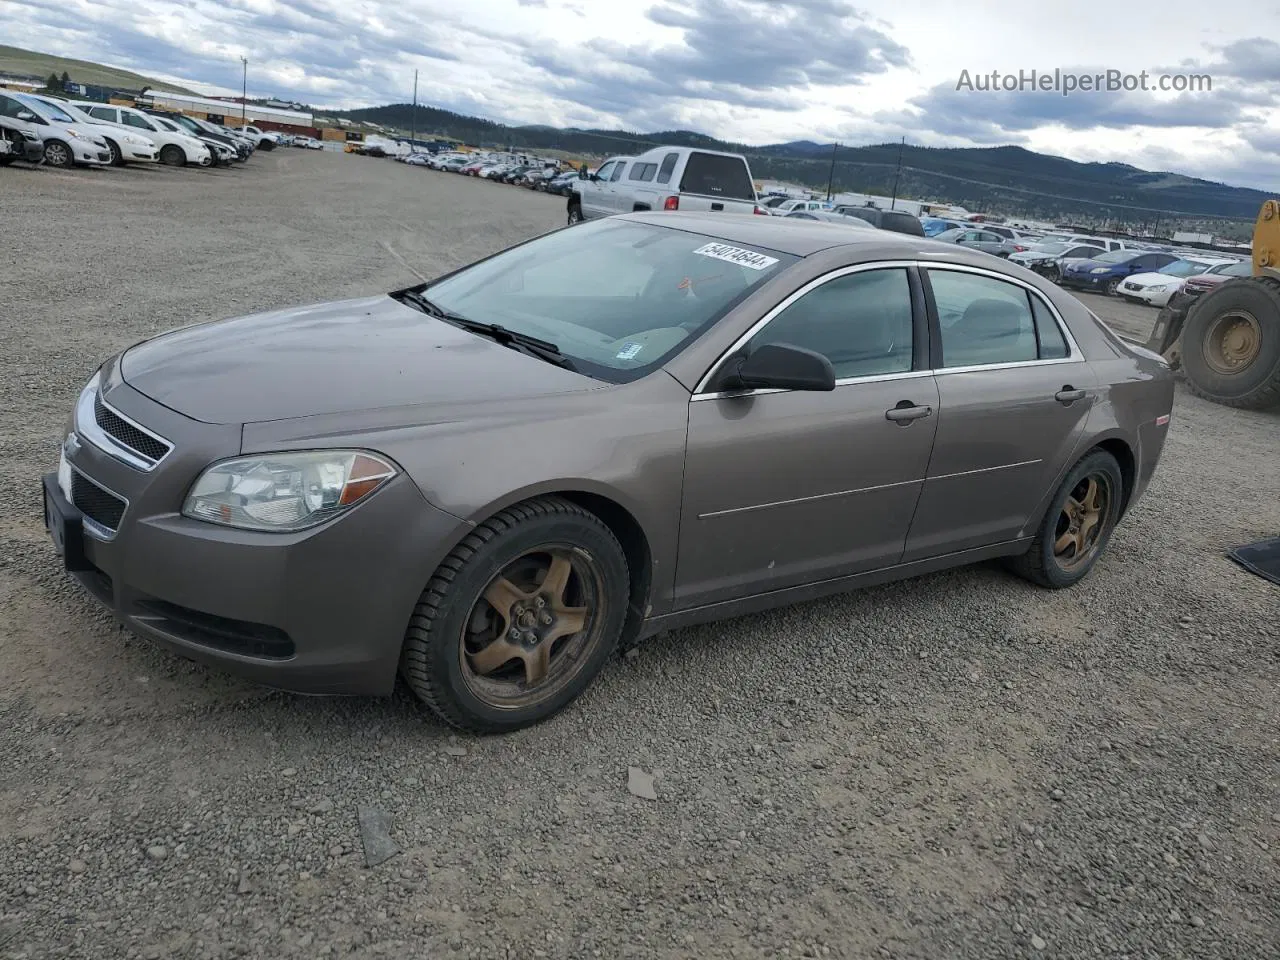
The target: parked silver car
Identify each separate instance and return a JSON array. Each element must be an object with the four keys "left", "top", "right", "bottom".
[
  {"left": 44, "top": 213, "right": 1174, "bottom": 733},
  {"left": 933, "top": 226, "right": 1024, "bottom": 258},
  {"left": 0, "top": 92, "right": 111, "bottom": 168}
]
